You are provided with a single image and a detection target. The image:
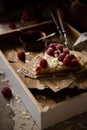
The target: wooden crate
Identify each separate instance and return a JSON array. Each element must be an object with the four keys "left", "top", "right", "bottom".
[{"left": 0, "top": 21, "right": 87, "bottom": 130}]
